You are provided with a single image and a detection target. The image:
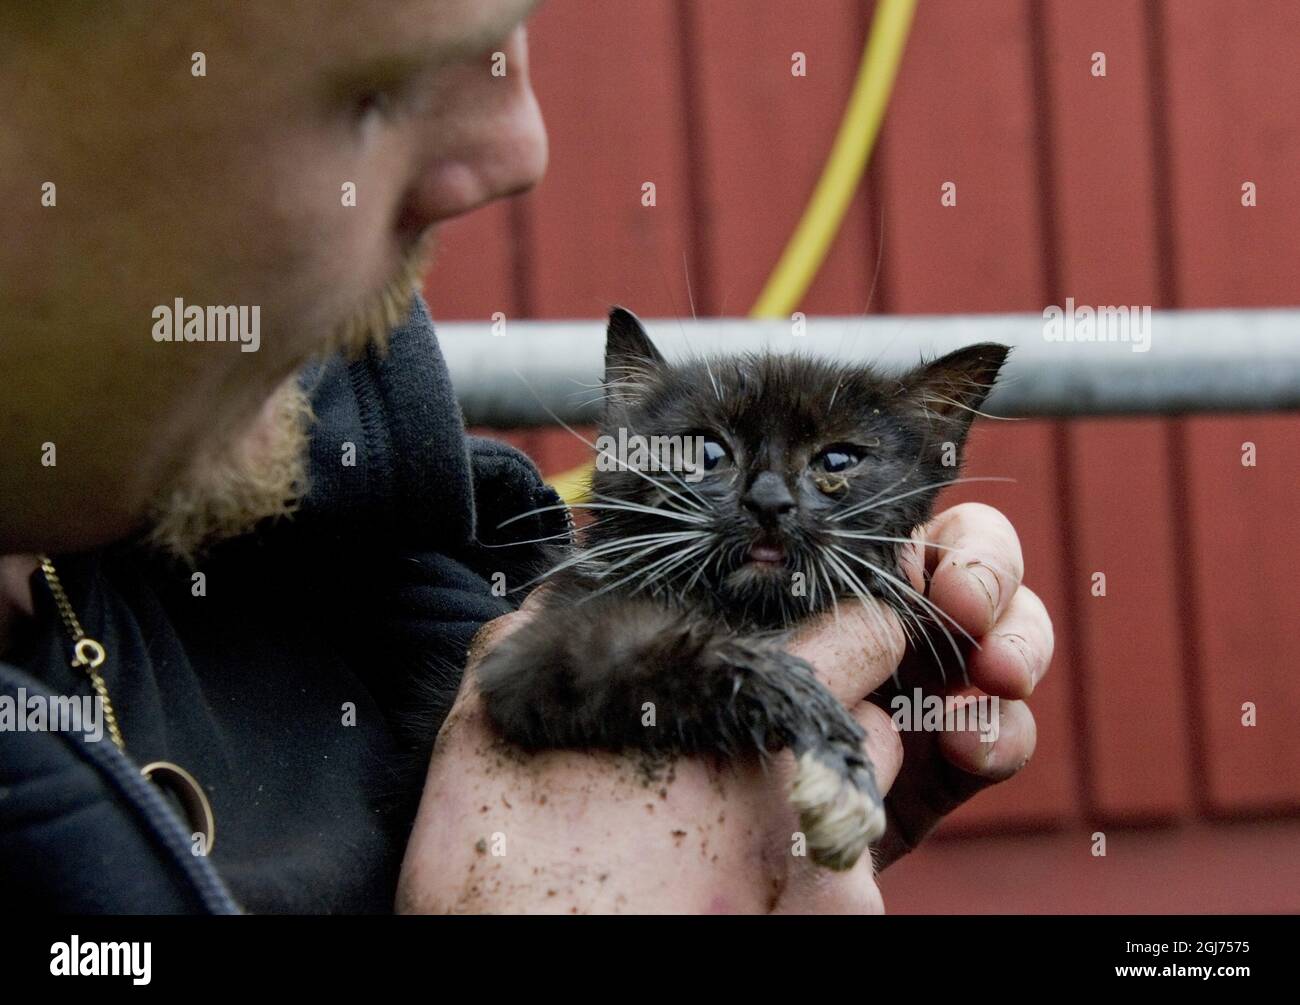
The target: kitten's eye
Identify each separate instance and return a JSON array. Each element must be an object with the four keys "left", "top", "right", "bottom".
[
  {"left": 701, "top": 438, "right": 730, "bottom": 471},
  {"left": 813, "top": 445, "right": 862, "bottom": 473}
]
